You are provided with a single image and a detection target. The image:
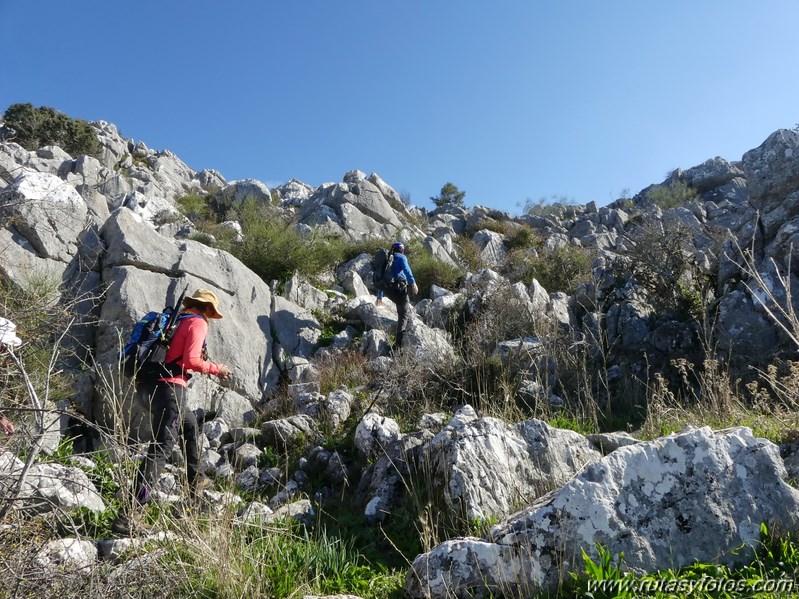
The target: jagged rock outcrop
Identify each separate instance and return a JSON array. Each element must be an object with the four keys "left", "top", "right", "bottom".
[
  {"left": 8, "top": 112, "right": 799, "bottom": 595},
  {"left": 35, "top": 538, "right": 98, "bottom": 571},
  {"left": 94, "top": 207, "right": 279, "bottom": 430},
  {"left": 422, "top": 408, "right": 601, "bottom": 521},
  {"left": 295, "top": 169, "right": 414, "bottom": 241},
  {"left": 406, "top": 426, "right": 799, "bottom": 598},
  {"left": 0, "top": 452, "right": 105, "bottom": 515},
  {"left": 271, "top": 296, "right": 322, "bottom": 358}
]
